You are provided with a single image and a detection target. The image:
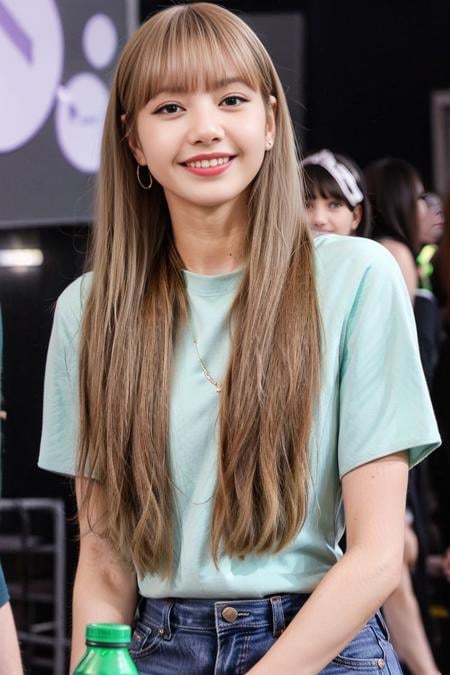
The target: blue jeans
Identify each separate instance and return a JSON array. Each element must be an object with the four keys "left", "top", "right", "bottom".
[{"left": 130, "top": 594, "right": 403, "bottom": 674}]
